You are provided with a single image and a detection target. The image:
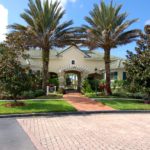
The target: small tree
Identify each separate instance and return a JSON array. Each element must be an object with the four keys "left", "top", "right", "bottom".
[
  {"left": 0, "top": 44, "right": 29, "bottom": 101},
  {"left": 125, "top": 25, "right": 150, "bottom": 101}
]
